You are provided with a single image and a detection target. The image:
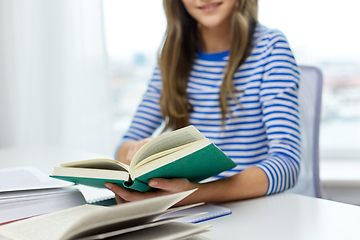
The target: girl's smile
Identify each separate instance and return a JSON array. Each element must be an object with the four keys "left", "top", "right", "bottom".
[
  {"left": 198, "top": 2, "right": 222, "bottom": 13},
  {"left": 182, "top": 0, "right": 236, "bottom": 29}
]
